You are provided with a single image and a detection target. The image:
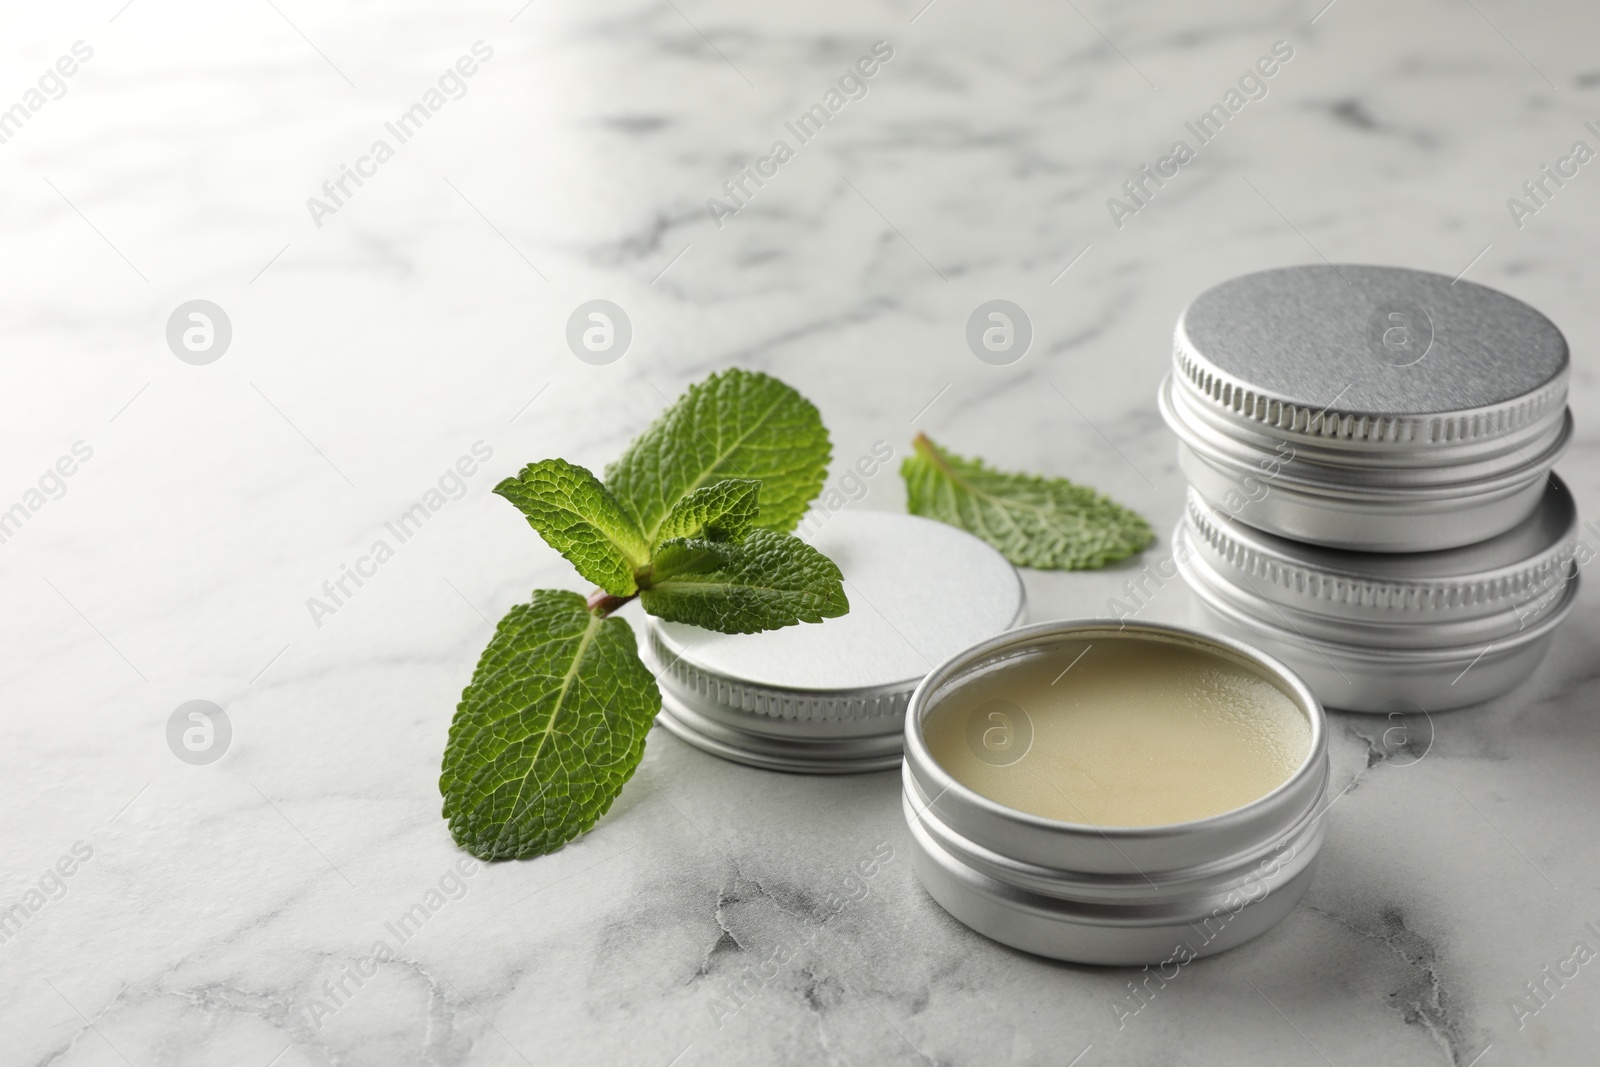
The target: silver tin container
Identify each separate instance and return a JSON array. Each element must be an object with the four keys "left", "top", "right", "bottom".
[
  {"left": 647, "top": 510, "right": 1025, "bottom": 773},
  {"left": 902, "top": 620, "right": 1328, "bottom": 965},
  {"left": 1158, "top": 264, "right": 1571, "bottom": 552},
  {"left": 1175, "top": 477, "right": 1580, "bottom": 713}
]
